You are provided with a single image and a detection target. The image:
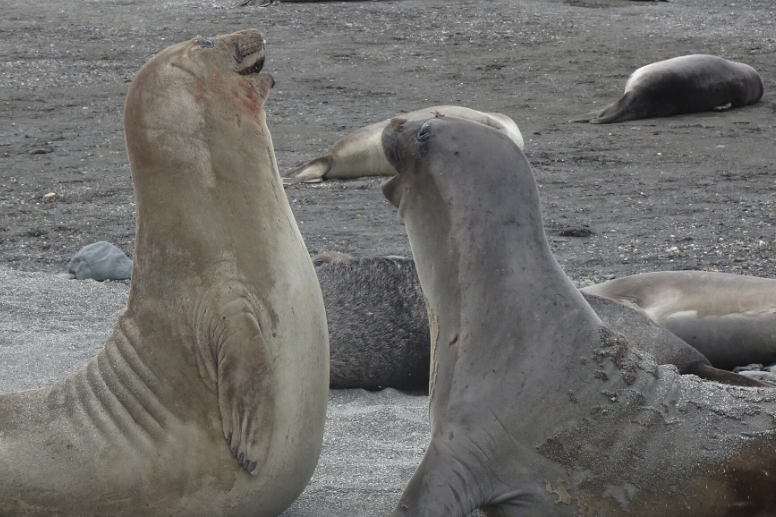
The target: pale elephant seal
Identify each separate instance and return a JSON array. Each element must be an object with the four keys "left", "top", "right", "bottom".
[
  {"left": 575, "top": 54, "right": 763, "bottom": 123},
  {"left": 312, "top": 250, "right": 355, "bottom": 266},
  {"left": 313, "top": 252, "right": 759, "bottom": 389},
  {"left": 0, "top": 30, "right": 329, "bottom": 517},
  {"left": 381, "top": 116, "right": 775, "bottom": 517},
  {"left": 282, "top": 106, "right": 524, "bottom": 185},
  {"left": 582, "top": 270, "right": 776, "bottom": 370}
]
